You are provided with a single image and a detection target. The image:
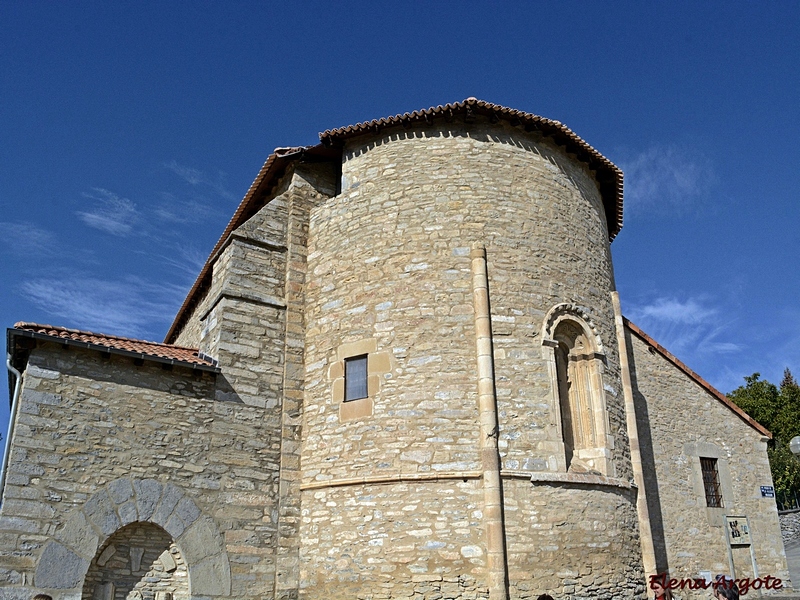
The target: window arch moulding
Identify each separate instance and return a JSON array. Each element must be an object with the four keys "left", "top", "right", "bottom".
[{"left": 541, "top": 303, "right": 613, "bottom": 476}]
